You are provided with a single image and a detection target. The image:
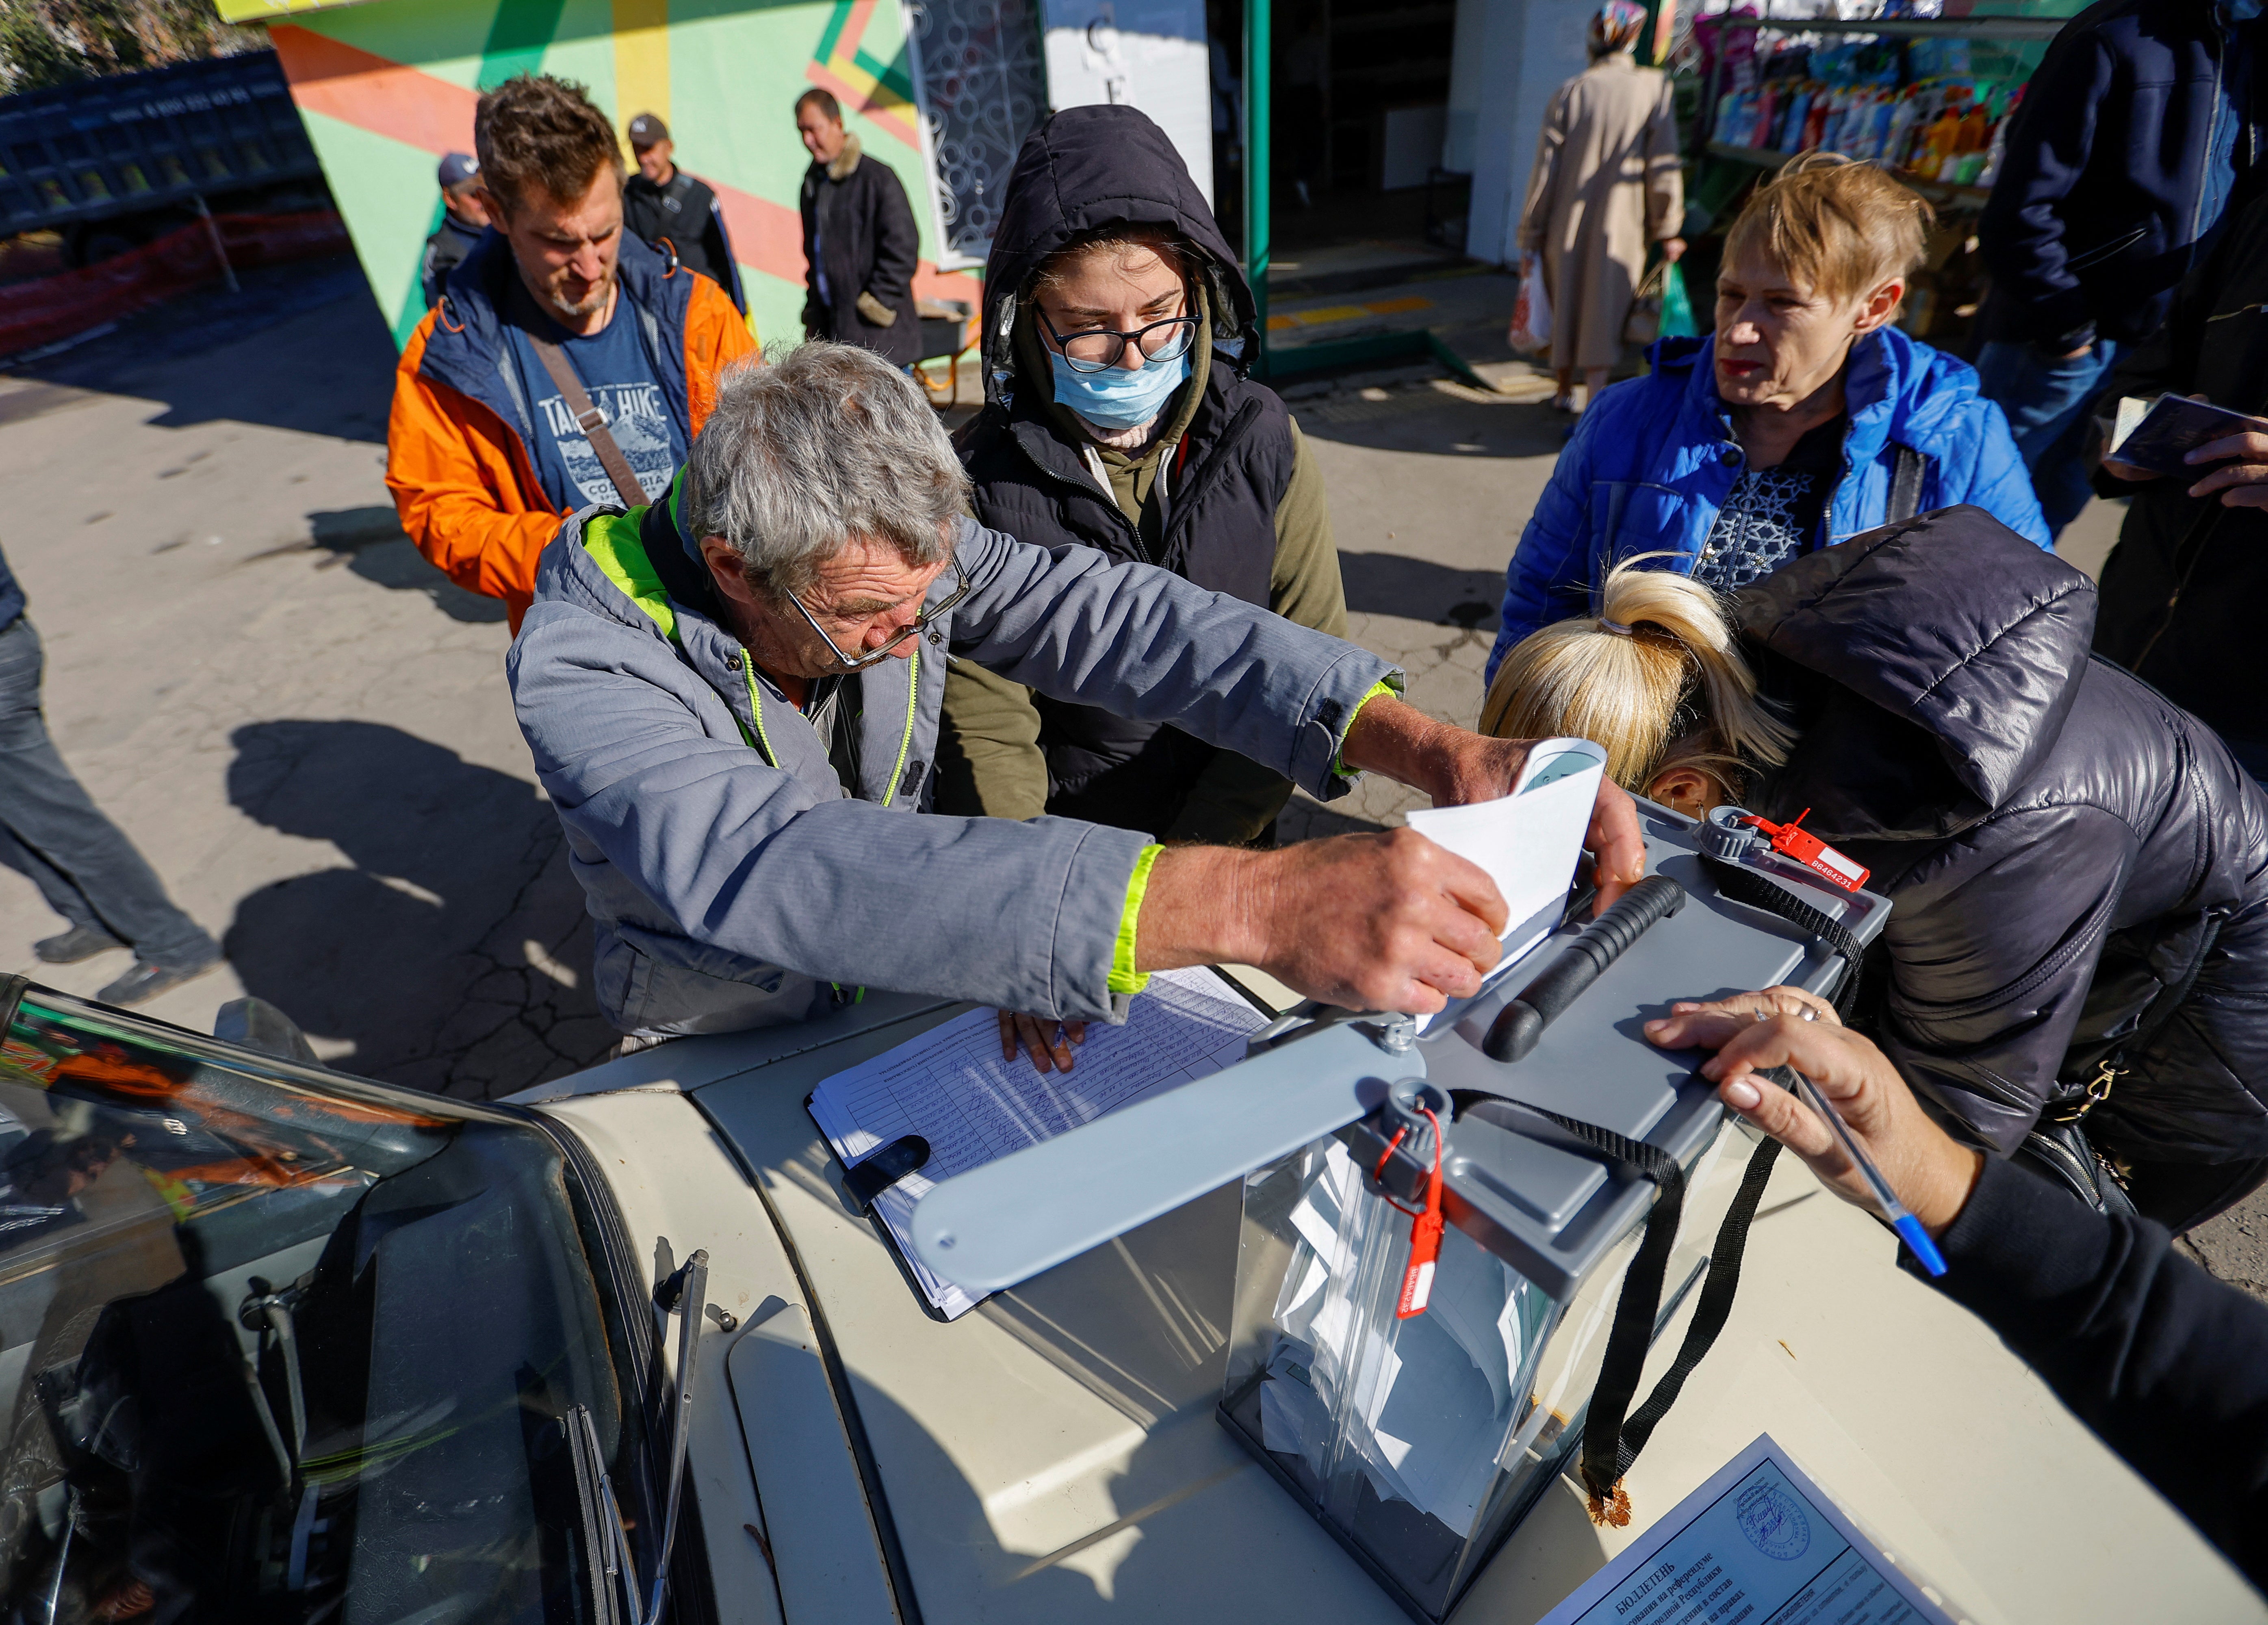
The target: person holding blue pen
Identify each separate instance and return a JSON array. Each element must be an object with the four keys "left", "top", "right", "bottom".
[
  {"left": 1757, "top": 1003, "right": 1949, "bottom": 1276},
  {"left": 1646, "top": 990, "right": 2268, "bottom": 1590}
]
